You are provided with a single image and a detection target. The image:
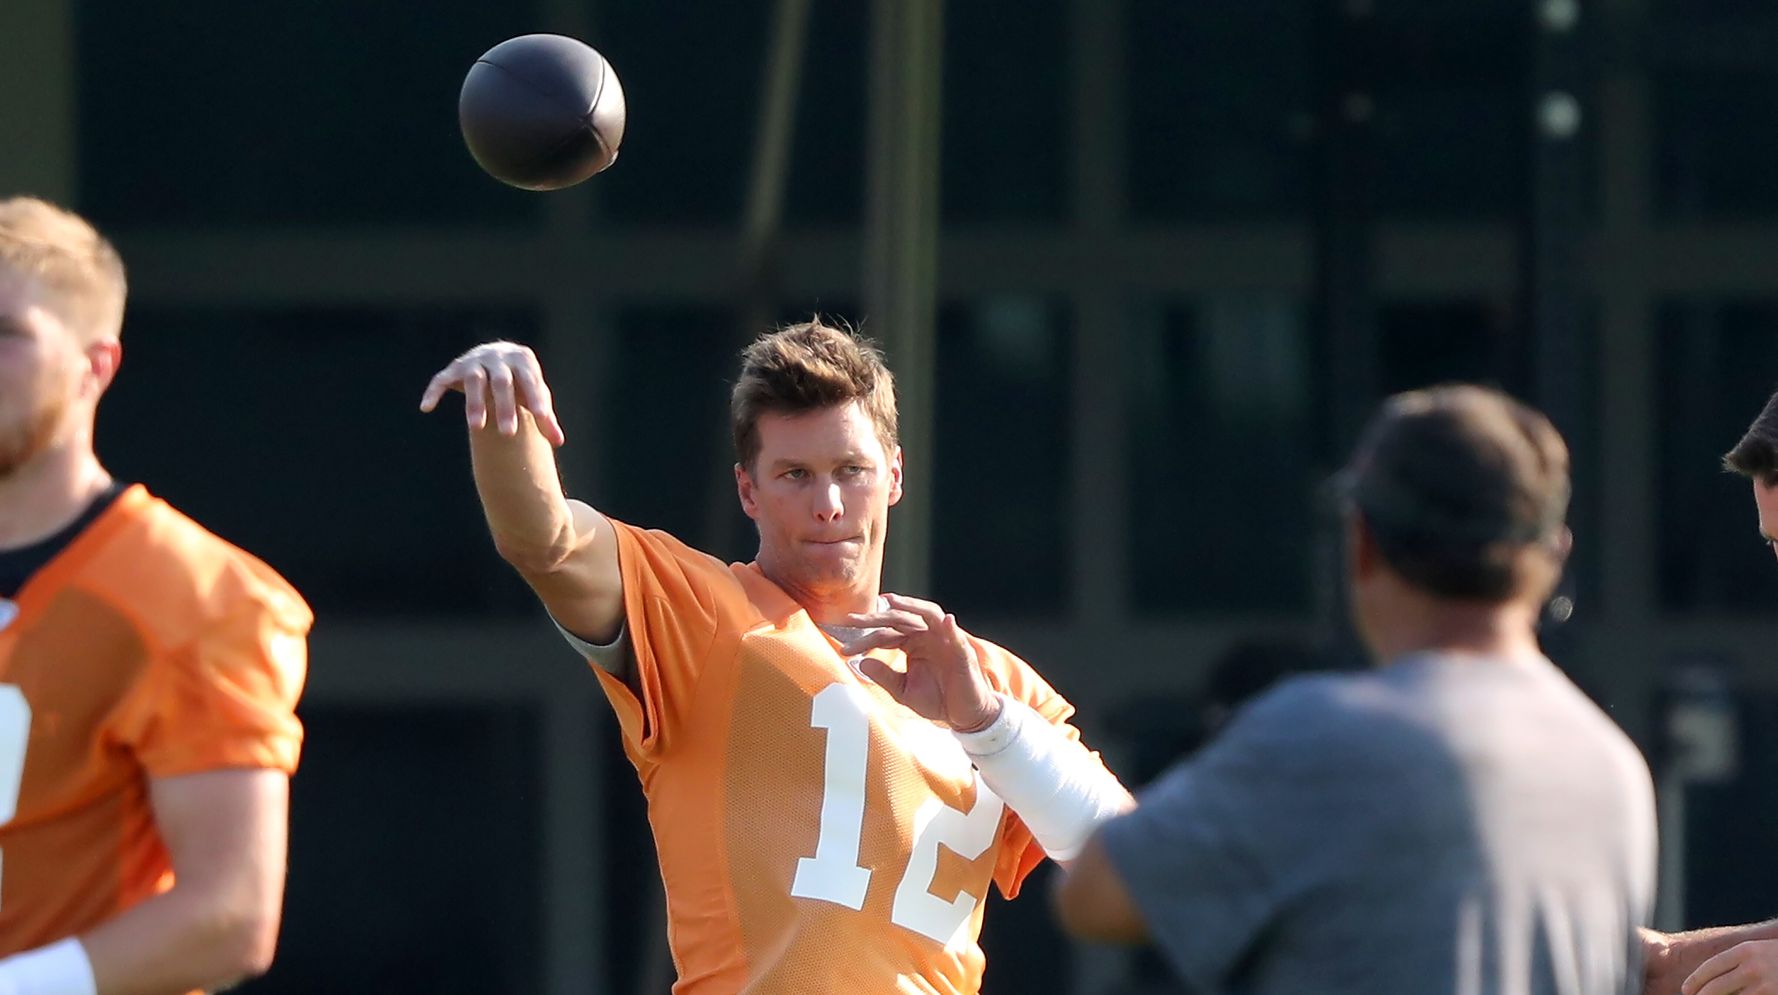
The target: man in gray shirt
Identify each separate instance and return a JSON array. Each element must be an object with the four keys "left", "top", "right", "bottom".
[{"left": 1053, "top": 384, "right": 1658, "bottom": 995}]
